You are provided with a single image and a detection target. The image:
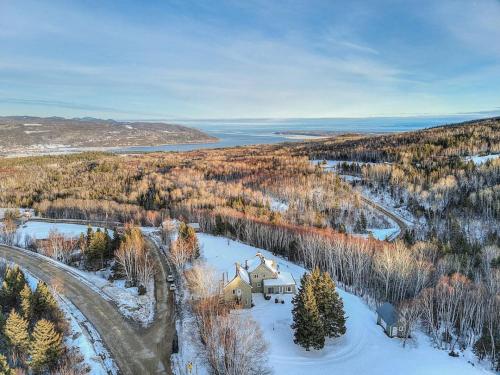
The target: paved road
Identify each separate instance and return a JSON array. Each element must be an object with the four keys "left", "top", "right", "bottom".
[
  {"left": 360, "top": 195, "right": 408, "bottom": 241},
  {"left": 0, "top": 234, "right": 174, "bottom": 374}
]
